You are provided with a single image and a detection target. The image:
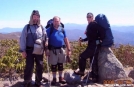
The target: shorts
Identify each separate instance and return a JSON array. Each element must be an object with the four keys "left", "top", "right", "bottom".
[{"left": 48, "top": 48, "right": 66, "bottom": 65}]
